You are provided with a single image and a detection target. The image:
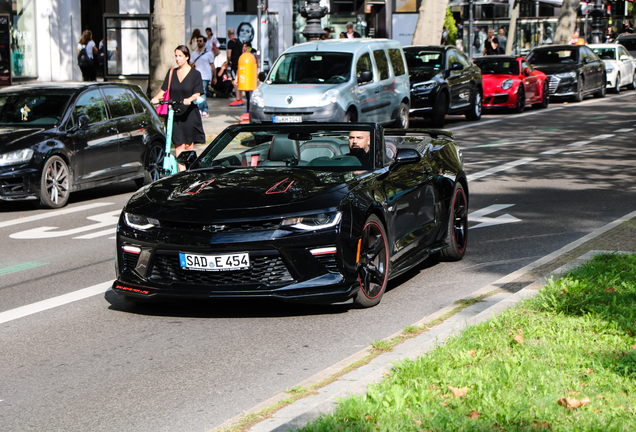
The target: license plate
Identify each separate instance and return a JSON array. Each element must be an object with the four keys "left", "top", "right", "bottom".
[
  {"left": 273, "top": 115, "right": 302, "bottom": 123},
  {"left": 179, "top": 252, "right": 250, "bottom": 271}
]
